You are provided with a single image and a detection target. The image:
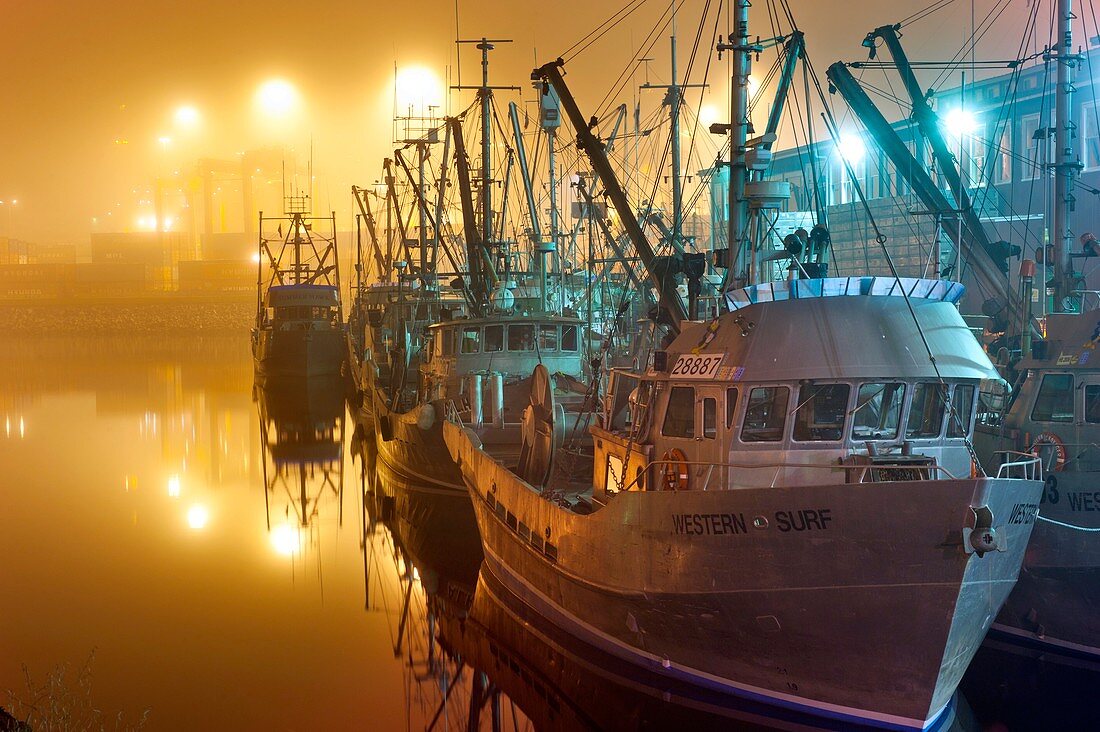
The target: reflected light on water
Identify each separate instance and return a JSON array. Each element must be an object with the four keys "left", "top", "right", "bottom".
[
  {"left": 167, "top": 474, "right": 181, "bottom": 498},
  {"left": 270, "top": 524, "right": 300, "bottom": 556},
  {"left": 19, "top": 416, "right": 25, "bottom": 439},
  {"left": 186, "top": 504, "right": 209, "bottom": 530}
]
